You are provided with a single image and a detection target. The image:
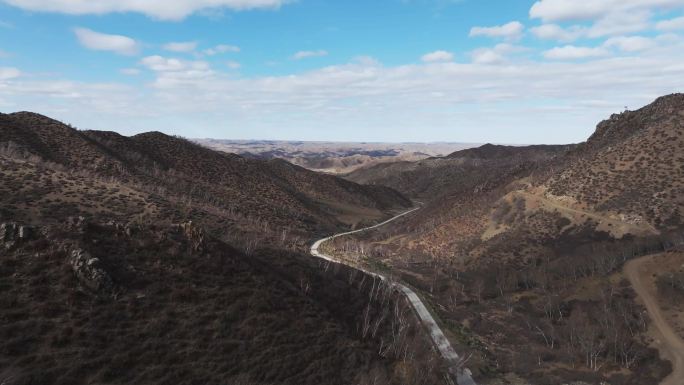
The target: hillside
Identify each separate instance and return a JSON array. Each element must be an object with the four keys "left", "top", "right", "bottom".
[
  {"left": 0, "top": 112, "right": 411, "bottom": 247},
  {"left": 0, "top": 218, "right": 443, "bottom": 385},
  {"left": 0, "top": 113, "right": 440, "bottom": 385},
  {"left": 196, "top": 139, "right": 476, "bottom": 174},
  {"left": 325, "top": 94, "right": 684, "bottom": 384},
  {"left": 346, "top": 143, "right": 570, "bottom": 199}
]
